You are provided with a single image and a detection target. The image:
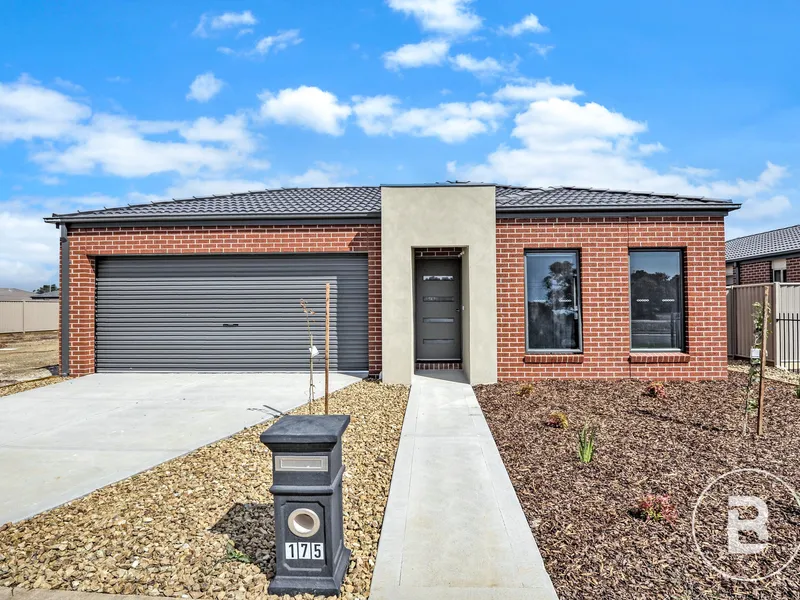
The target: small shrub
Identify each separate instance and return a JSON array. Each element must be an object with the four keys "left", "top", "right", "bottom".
[
  {"left": 635, "top": 494, "right": 678, "bottom": 526},
  {"left": 546, "top": 411, "right": 569, "bottom": 429},
  {"left": 794, "top": 385, "right": 800, "bottom": 399},
  {"left": 577, "top": 424, "right": 597, "bottom": 463},
  {"left": 517, "top": 383, "right": 535, "bottom": 398},
  {"left": 645, "top": 381, "right": 666, "bottom": 399}
]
